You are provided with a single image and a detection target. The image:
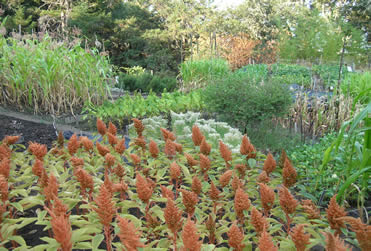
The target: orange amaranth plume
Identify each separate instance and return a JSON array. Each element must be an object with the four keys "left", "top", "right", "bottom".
[
  {"left": 3, "top": 135, "right": 20, "bottom": 146},
  {"left": 263, "top": 153, "right": 276, "bottom": 176},
  {"left": 290, "top": 224, "right": 310, "bottom": 251},
  {"left": 219, "top": 140, "right": 232, "bottom": 165},
  {"left": 170, "top": 161, "right": 181, "bottom": 181},
  {"left": 258, "top": 228, "right": 278, "bottom": 251},
  {"left": 282, "top": 157, "right": 297, "bottom": 187},
  {"left": 134, "top": 136, "right": 146, "bottom": 150},
  {"left": 240, "top": 135, "right": 250, "bottom": 155},
  {"left": 0, "top": 158, "right": 10, "bottom": 179},
  {"left": 227, "top": 222, "right": 245, "bottom": 251},
  {"left": 97, "top": 118, "right": 107, "bottom": 136},
  {"left": 132, "top": 118, "right": 144, "bottom": 137},
  {"left": 200, "top": 137, "right": 211, "bottom": 155},
  {"left": 234, "top": 187, "right": 250, "bottom": 220},
  {"left": 93, "top": 184, "right": 116, "bottom": 227},
  {"left": 70, "top": 157, "right": 84, "bottom": 168},
  {"left": 67, "top": 134, "right": 79, "bottom": 155},
  {"left": 108, "top": 122, "right": 117, "bottom": 136},
  {"left": 115, "top": 137, "right": 126, "bottom": 154},
  {"left": 251, "top": 207, "right": 268, "bottom": 236},
  {"left": 130, "top": 153, "right": 141, "bottom": 167},
  {"left": 257, "top": 170, "right": 270, "bottom": 183},
  {"left": 191, "top": 176, "right": 202, "bottom": 195},
  {"left": 259, "top": 183, "right": 275, "bottom": 215},
  {"left": 80, "top": 136, "right": 93, "bottom": 152},
  {"left": 219, "top": 170, "right": 233, "bottom": 187},
  {"left": 326, "top": 195, "right": 347, "bottom": 236},
  {"left": 45, "top": 208, "right": 72, "bottom": 251},
  {"left": 279, "top": 186, "right": 298, "bottom": 215},
  {"left": 160, "top": 128, "right": 176, "bottom": 141},
  {"left": 235, "top": 164, "right": 247, "bottom": 177},
  {"left": 28, "top": 142, "right": 47, "bottom": 160},
  {"left": 209, "top": 181, "right": 220, "bottom": 201},
  {"left": 96, "top": 142, "right": 110, "bottom": 157},
  {"left": 135, "top": 172, "right": 153, "bottom": 204},
  {"left": 164, "top": 139, "right": 176, "bottom": 159},
  {"left": 199, "top": 154, "right": 210, "bottom": 178},
  {"left": 301, "top": 199, "right": 320, "bottom": 220},
  {"left": 341, "top": 216, "right": 371, "bottom": 251},
  {"left": 164, "top": 198, "right": 183, "bottom": 234},
  {"left": 192, "top": 125, "right": 203, "bottom": 146},
  {"left": 0, "top": 144, "right": 11, "bottom": 161},
  {"left": 0, "top": 176, "right": 8, "bottom": 202},
  {"left": 107, "top": 132, "right": 118, "bottom": 146},
  {"left": 117, "top": 216, "right": 145, "bottom": 251},
  {"left": 44, "top": 174, "right": 59, "bottom": 202},
  {"left": 185, "top": 153, "right": 198, "bottom": 167},
  {"left": 180, "top": 189, "right": 198, "bottom": 216},
  {"left": 105, "top": 153, "right": 116, "bottom": 168},
  {"left": 182, "top": 217, "right": 202, "bottom": 251},
  {"left": 231, "top": 174, "right": 243, "bottom": 192},
  {"left": 324, "top": 232, "right": 350, "bottom": 251},
  {"left": 149, "top": 140, "right": 159, "bottom": 158},
  {"left": 161, "top": 185, "right": 174, "bottom": 200},
  {"left": 74, "top": 168, "right": 94, "bottom": 197}
]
